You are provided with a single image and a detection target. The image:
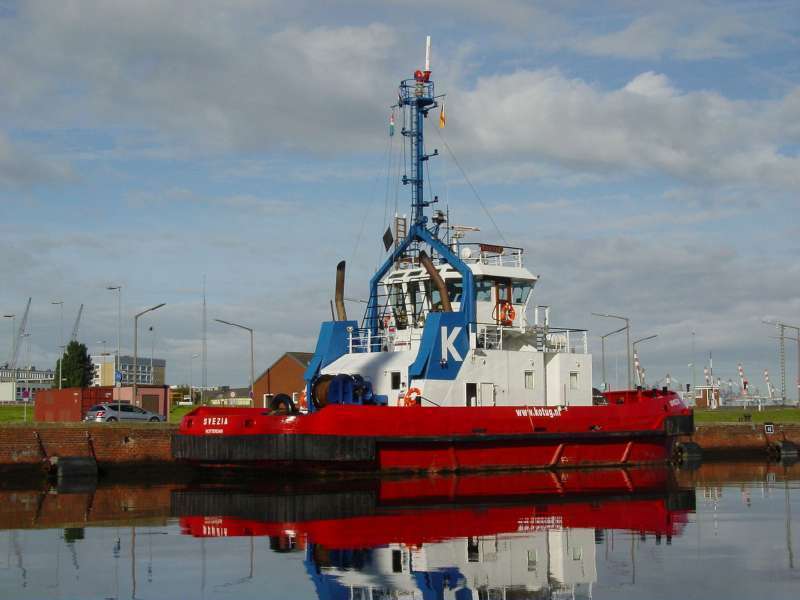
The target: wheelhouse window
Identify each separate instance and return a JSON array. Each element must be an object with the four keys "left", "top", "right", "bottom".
[
  {"left": 390, "top": 284, "right": 408, "bottom": 328},
  {"left": 445, "top": 279, "right": 463, "bottom": 303},
  {"left": 475, "top": 279, "right": 493, "bottom": 302},
  {"left": 512, "top": 282, "right": 533, "bottom": 304}
]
